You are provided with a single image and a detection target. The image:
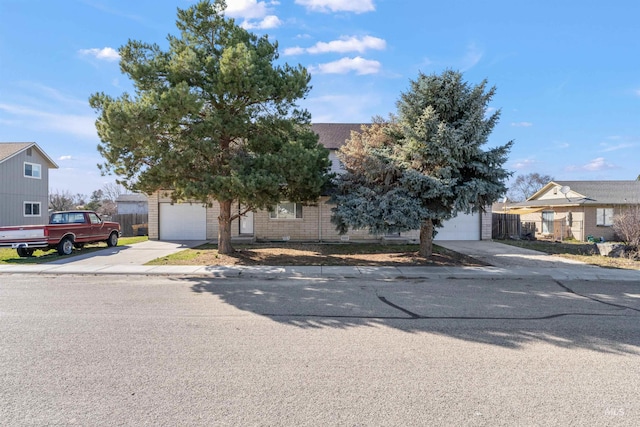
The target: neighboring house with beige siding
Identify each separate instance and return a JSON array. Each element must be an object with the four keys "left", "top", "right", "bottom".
[
  {"left": 0, "top": 143, "right": 58, "bottom": 226},
  {"left": 507, "top": 180, "right": 640, "bottom": 242},
  {"left": 148, "top": 123, "right": 492, "bottom": 242}
]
